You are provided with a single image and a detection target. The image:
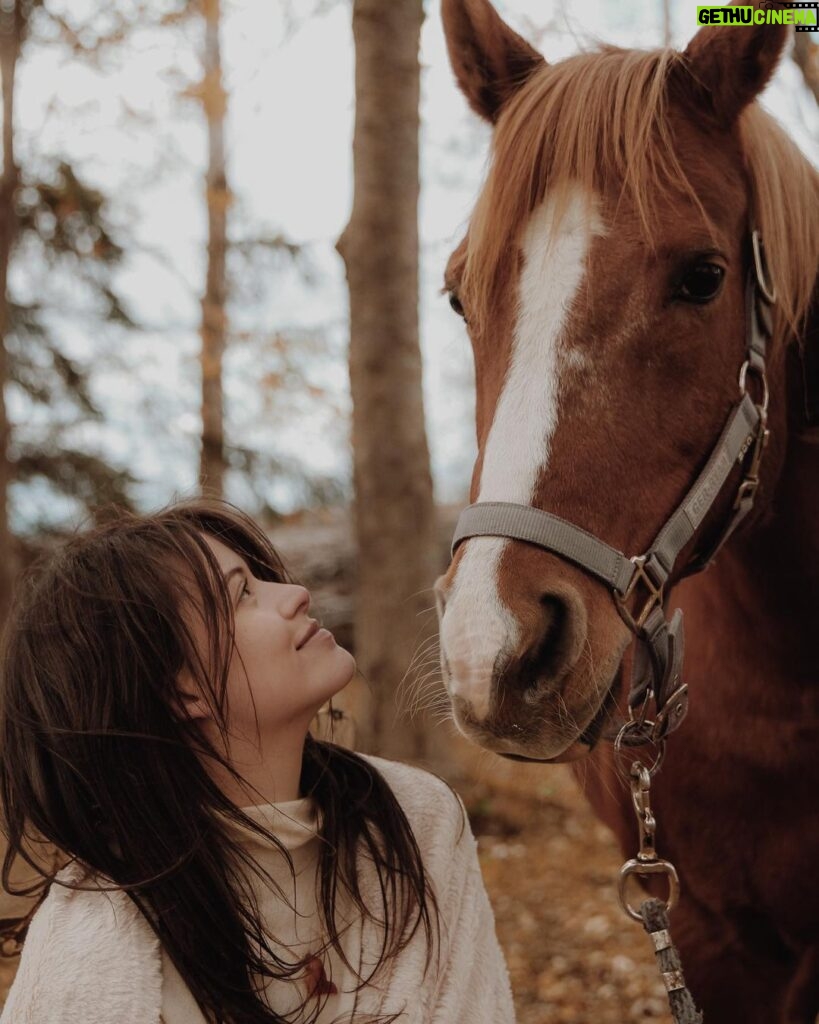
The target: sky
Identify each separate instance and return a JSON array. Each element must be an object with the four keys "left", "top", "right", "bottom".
[{"left": 8, "top": 0, "right": 819, "bottom": 531}]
